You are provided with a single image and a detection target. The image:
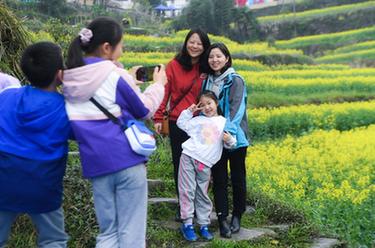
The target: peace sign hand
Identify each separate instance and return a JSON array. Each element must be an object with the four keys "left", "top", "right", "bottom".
[{"left": 188, "top": 101, "right": 204, "bottom": 113}]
